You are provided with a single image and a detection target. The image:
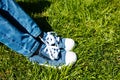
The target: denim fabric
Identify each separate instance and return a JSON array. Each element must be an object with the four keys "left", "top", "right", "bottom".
[{"left": 0, "top": 0, "right": 42, "bottom": 57}]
